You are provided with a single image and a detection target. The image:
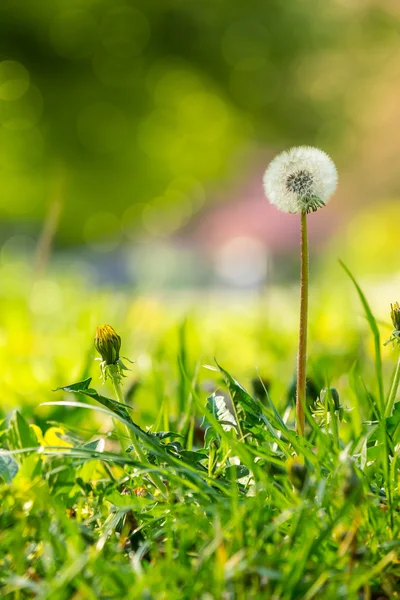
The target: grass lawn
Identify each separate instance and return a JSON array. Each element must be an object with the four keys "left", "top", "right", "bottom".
[{"left": 1, "top": 266, "right": 400, "bottom": 599}]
